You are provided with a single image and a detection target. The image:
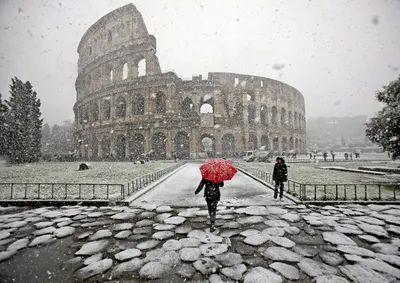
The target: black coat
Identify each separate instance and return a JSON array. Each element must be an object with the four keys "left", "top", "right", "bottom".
[
  {"left": 273, "top": 162, "right": 288, "bottom": 182},
  {"left": 195, "top": 178, "right": 224, "bottom": 201}
]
